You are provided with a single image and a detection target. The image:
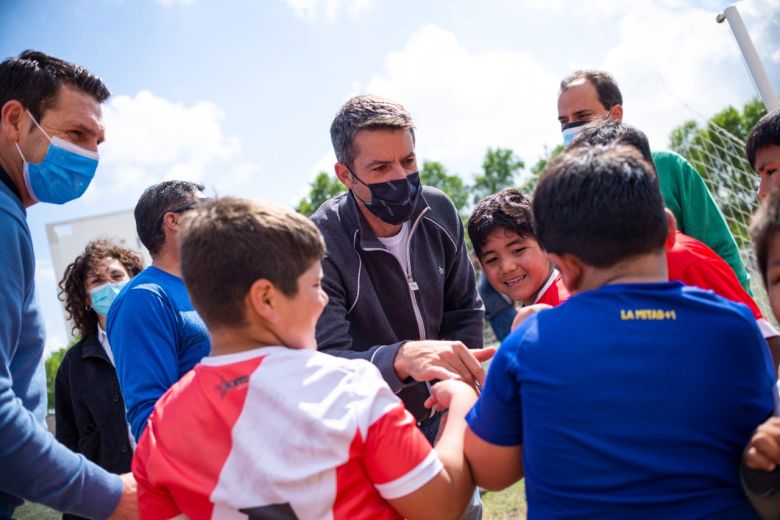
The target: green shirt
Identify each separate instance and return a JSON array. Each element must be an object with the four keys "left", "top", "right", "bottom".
[{"left": 653, "top": 150, "right": 751, "bottom": 293}]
